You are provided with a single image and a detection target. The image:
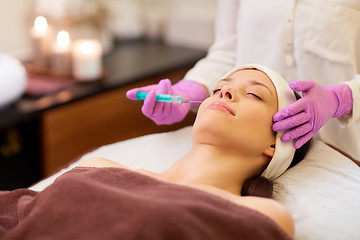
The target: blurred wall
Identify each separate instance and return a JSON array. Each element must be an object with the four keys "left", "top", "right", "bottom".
[
  {"left": 164, "top": 0, "right": 216, "bottom": 49},
  {"left": 0, "top": 0, "right": 216, "bottom": 60},
  {"left": 0, "top": 0, "right": 36, "bottom": 60}
]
